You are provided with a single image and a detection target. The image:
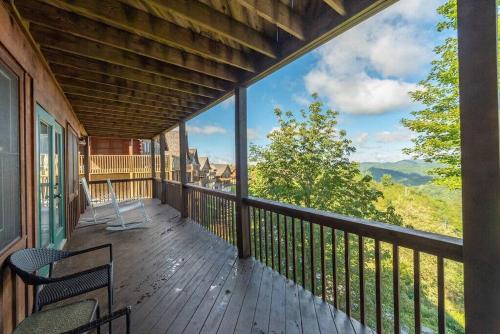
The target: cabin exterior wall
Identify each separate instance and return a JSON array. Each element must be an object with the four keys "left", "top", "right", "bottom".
[{"left": 0, "top": 3, "right": 84, "bottom": 333}]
